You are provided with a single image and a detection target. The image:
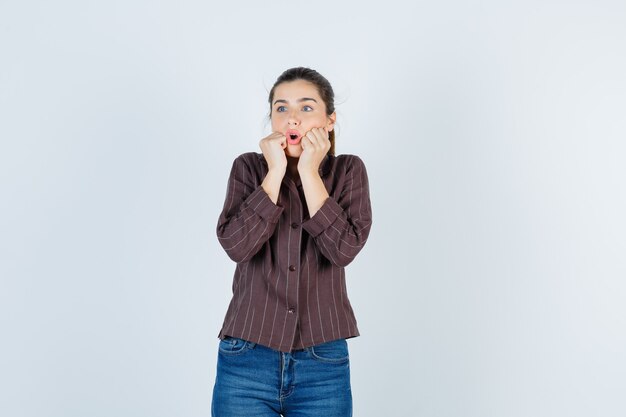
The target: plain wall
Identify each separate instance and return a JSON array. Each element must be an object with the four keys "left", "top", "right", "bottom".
[{"left": 1, "top": 1, "right": 625, "bottom": 416}]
